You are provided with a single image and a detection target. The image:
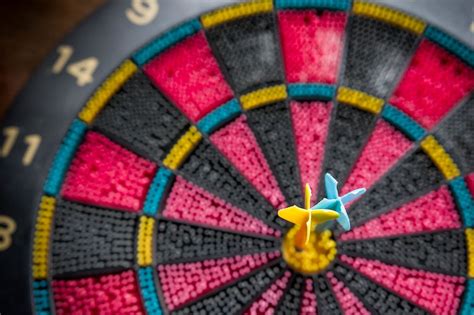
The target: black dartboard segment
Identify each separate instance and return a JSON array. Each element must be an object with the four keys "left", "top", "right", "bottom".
[
  {"left": 246, "top": 101, "right": 303, "bottom": 207},
  {"left": 94, "top": 72, "right": 190, "bottom": 162},
  {"left": 343, "top": 15, "right": 420, "bottom": 98},
  {"left": 155, "top": 220, "right": 279, "bottom": 264},
  {"left": 0, "top": 0, "right": 473, "bottom": 314},
  {"left": 319, "top": 103, "right": 377, "bottom": 196},
  {"left": 339, "top": 230, "right": 468, "bottom": 276},
  {"left": 434, "top": 95, "right": 474, "bottom": 174},
  {"left": 51, "top": 200, "right": 138, "bottom": 277},
  {"left": 205, "top": 13, "right": 285, "bottom": 94},
  {"left": 275, "top": 273, "right": 304, "bottom": 314},
  {"left": 314, "top": 274, "right": 343, "bottom": 315}
]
